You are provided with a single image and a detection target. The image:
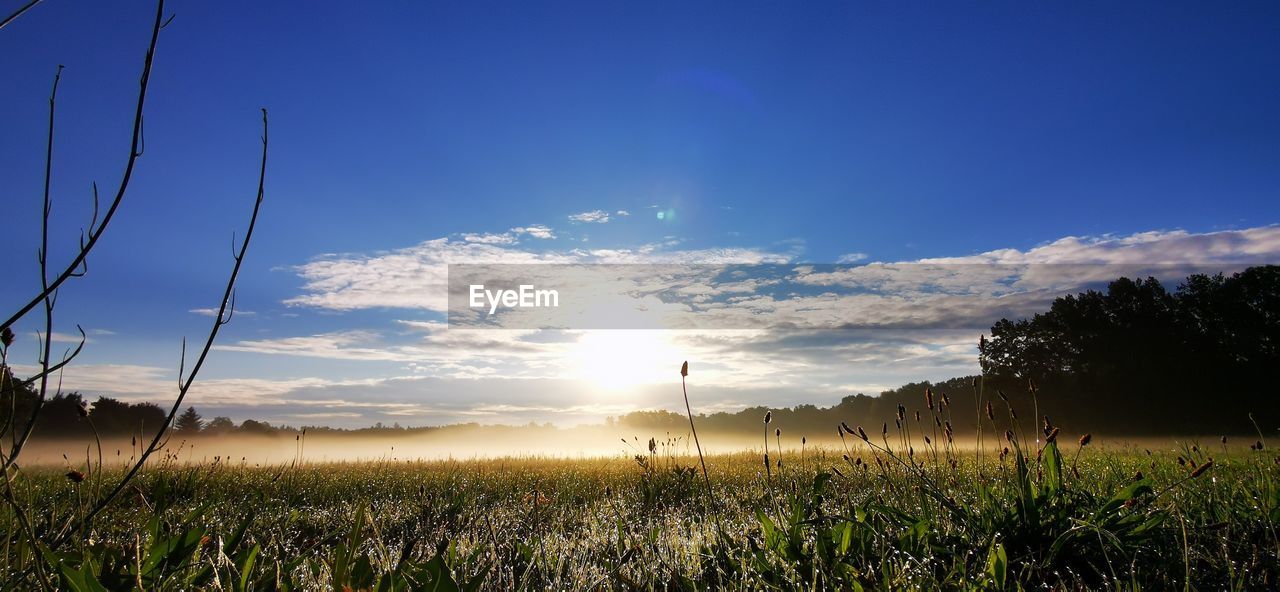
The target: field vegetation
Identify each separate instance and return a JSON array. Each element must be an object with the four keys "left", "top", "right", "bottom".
[{"left": 2, "top": 399, "right": 1278, "bottom": 590}]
